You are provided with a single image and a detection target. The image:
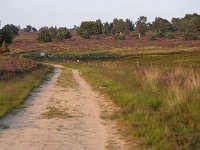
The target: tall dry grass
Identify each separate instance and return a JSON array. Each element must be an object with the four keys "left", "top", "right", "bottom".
[{"left": 72, "top": 60, "right": 200, "bottom": 149}]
